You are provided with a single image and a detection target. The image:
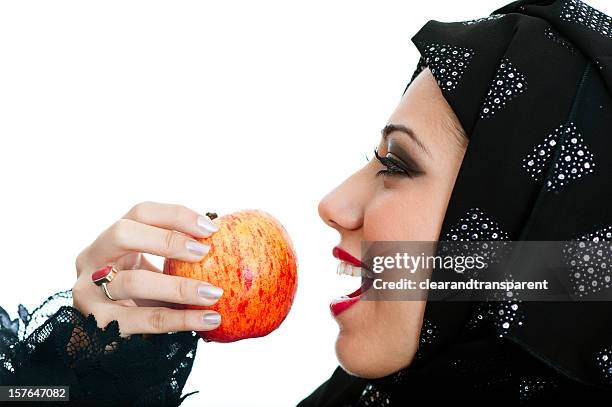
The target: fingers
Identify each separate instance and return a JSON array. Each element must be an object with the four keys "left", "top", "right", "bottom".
[
  {"left": 116, "top": 307, "right": 221, "bottom": 336},
  {"left": 86, "top": 218, "right": 213, "bottom": 268},
  {"left": 72, "top": 201, "right": 225, "bottom": 336},
  {"left": 122, "top": 201, "right": 219, "bottom": 240},
  {"left": 108, "top": 269, "right": 224, "bottom": 306},
  {"left": 77, "top": 201, "right": 219, "bottom": 276},
  {"left": 73, "top": 273, "right": 222, "bottom": 336}
]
